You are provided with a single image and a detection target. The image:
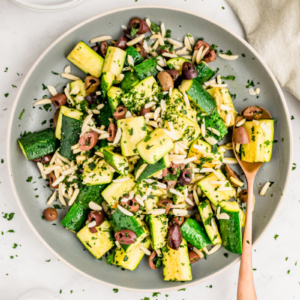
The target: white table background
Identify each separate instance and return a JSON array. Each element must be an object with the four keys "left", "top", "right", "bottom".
[{"left": 1, "top": 0, "right": 299, "bottom": 299}]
